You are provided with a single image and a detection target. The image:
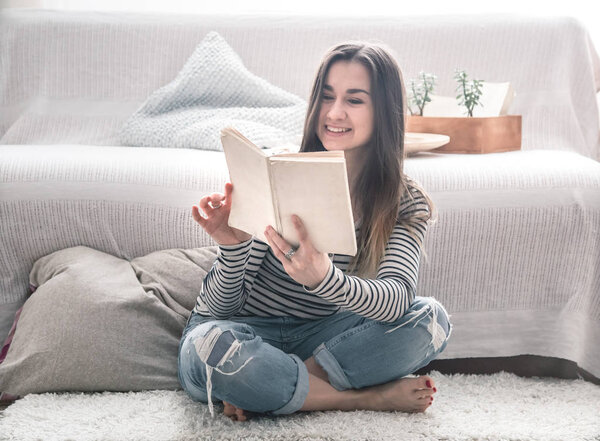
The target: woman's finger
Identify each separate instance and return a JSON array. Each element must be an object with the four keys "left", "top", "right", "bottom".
[
  {"left": 224, "top": 182, "right": 233, "bottom": 207},
  {"left": 191, "top": 205, "right": 207, "bottom": 226},
  {"left": 265, "top": 226, "right": 293, "bottom": 255},
  {"left": 199, "top": 197, "right": 214, "bottom": 214},
  {"left": 291, "top": 215, "right": 308, "bottom": 242},
  {"left": 291, "top": 215, "right": 316, "bottom": 251},
  {"left": 209, "top": 193, "right": 225, "bottom": 208},
  {"left": 264, "top": 229, "right": 288, "bottom": 263}
]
